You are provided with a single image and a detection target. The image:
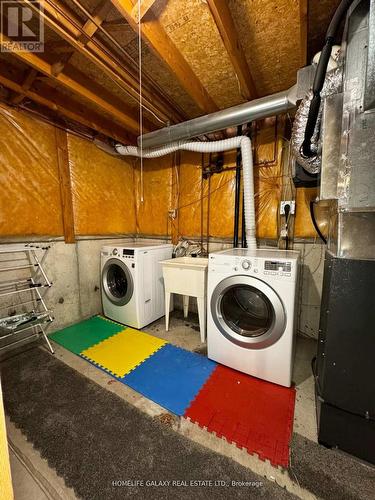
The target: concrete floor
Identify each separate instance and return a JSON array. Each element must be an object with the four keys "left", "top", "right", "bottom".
[
  {"left": 6, "top": 311, "right": 318, "bottom": 499},
  {"left": 9, "top": 450, "right": 48, "bottom": 500}
]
